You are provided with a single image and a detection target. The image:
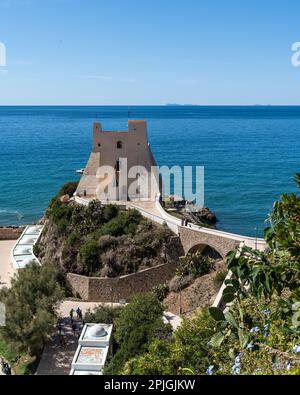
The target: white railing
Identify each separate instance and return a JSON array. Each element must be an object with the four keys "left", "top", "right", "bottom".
[
  {"left": 74, "top": 194, "right": 266, "bottom": 251},
  {"left": 11, "top": 225, "right": 44, "bottom": 270},
  {"left": 154, "top": 195, "right": 266, "bottom": 251}
]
